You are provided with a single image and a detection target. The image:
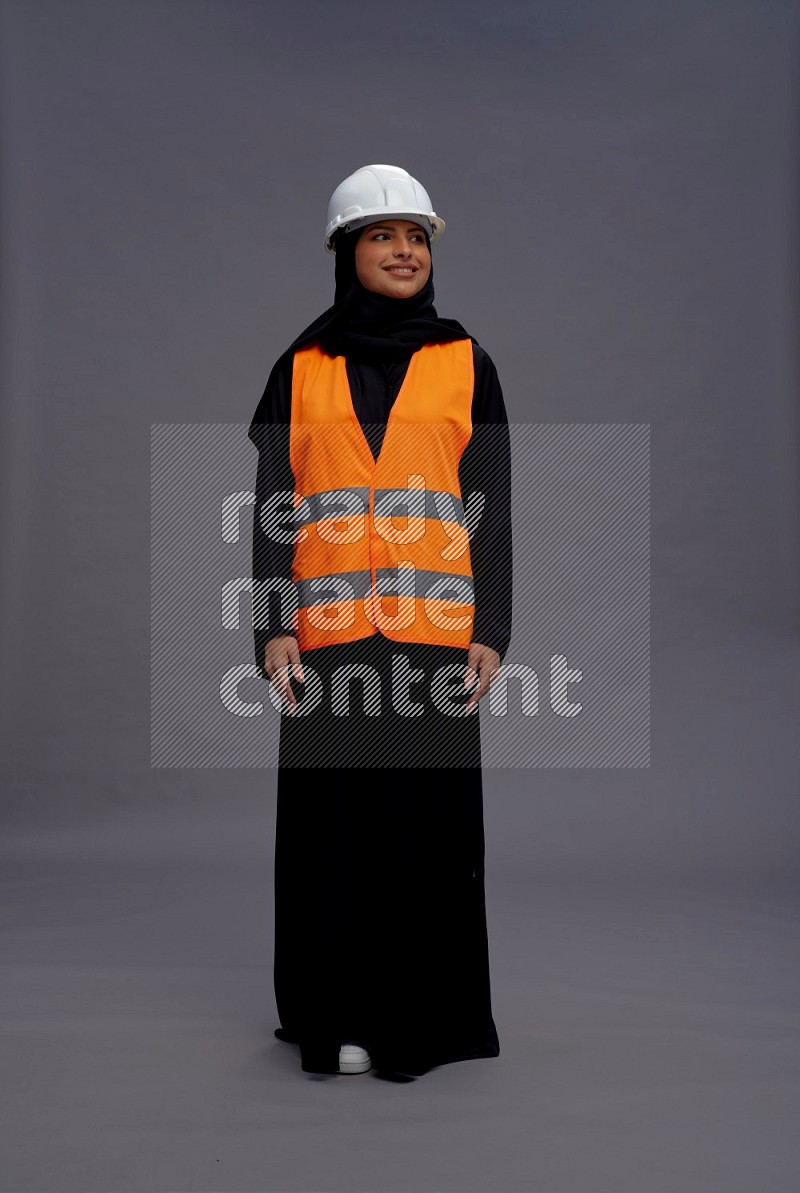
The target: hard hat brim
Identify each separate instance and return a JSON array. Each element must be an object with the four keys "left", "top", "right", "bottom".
[{"left": 324, "top": 211, "right": 445, "bottom": 253}]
